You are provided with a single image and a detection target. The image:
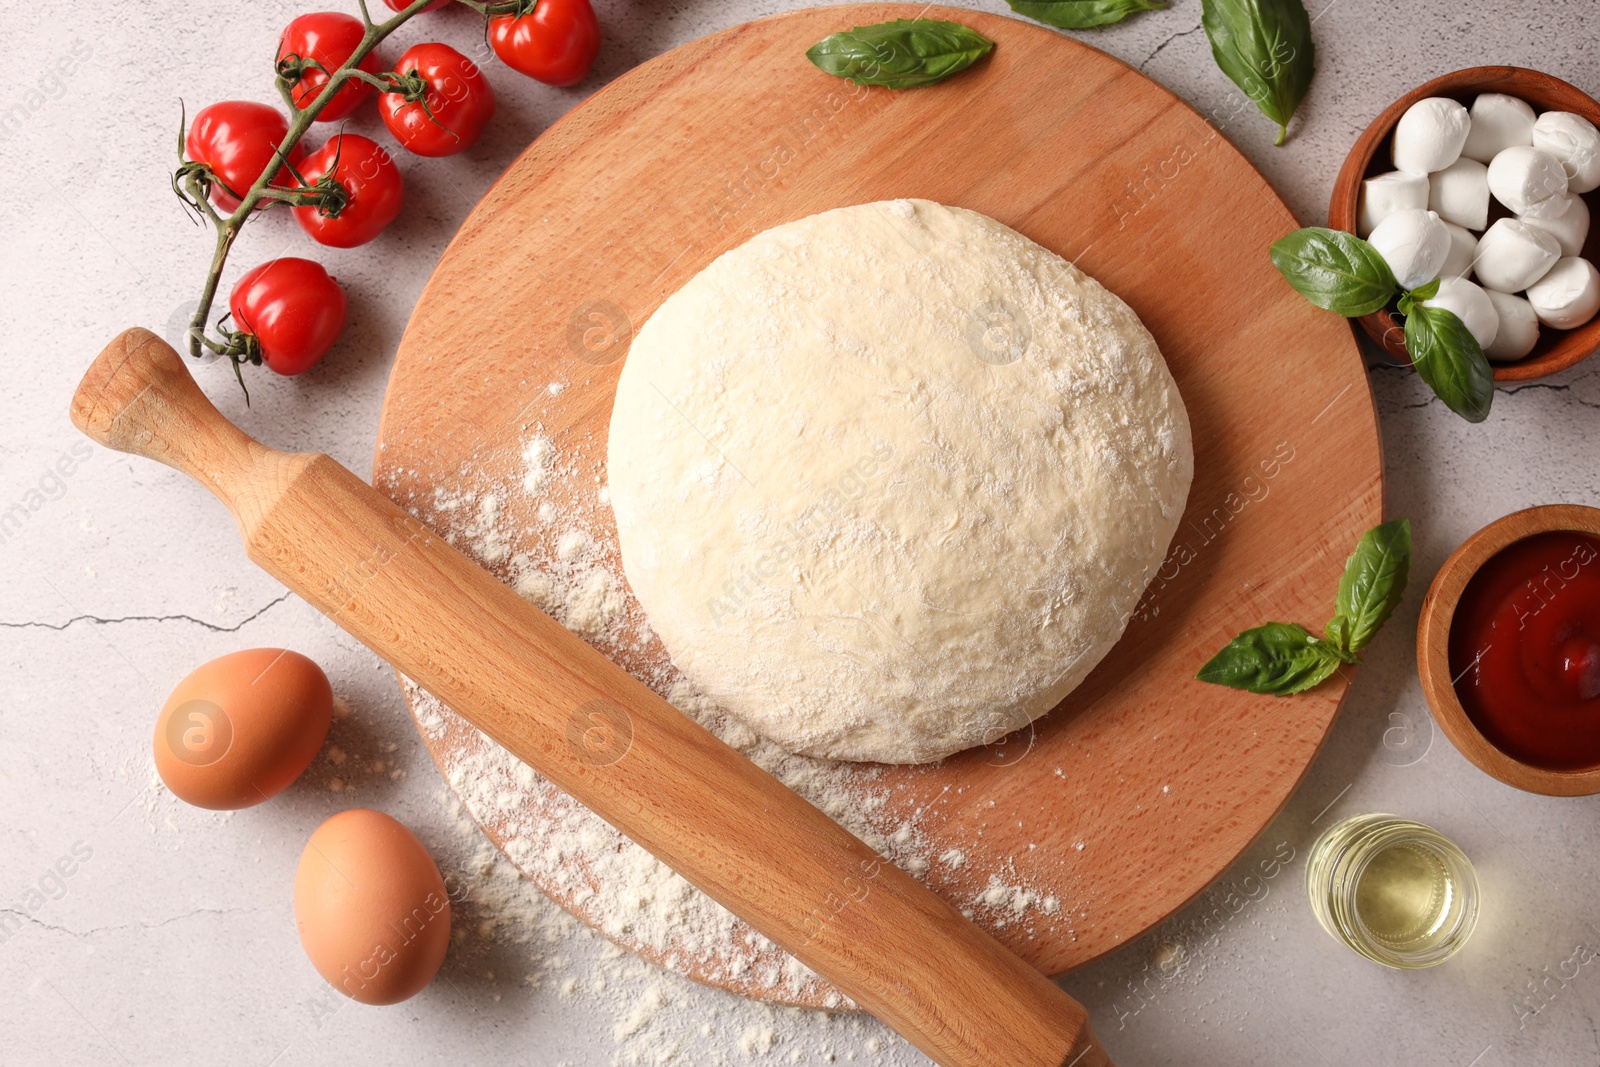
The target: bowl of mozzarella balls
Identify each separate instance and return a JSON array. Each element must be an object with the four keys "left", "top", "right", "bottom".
[{"left": 1331, "top": 67, "right": 1600, "bottom": 379}]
